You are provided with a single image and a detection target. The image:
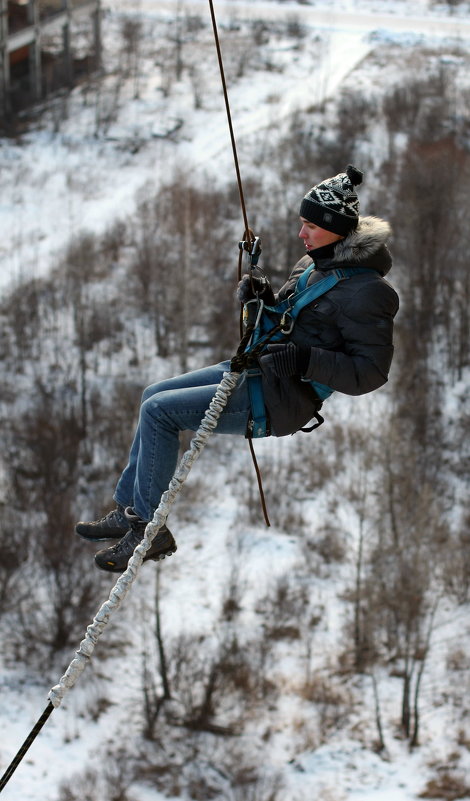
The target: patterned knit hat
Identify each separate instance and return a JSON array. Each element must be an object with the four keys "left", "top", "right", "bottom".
[{"left": 299, "top": 165, "right": 363, "bottom": 236}]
